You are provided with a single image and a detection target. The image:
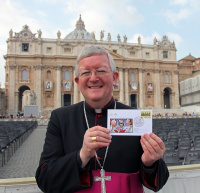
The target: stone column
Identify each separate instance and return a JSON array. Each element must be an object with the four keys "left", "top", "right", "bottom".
[
  {"left": 119, "top": 68, "right": 124, "bottom": 103},
  {"left": 139, "top": 69, "right": 144, "bottom": 108},
  {"left": 173, "top": 70, "right": 180, "bottom": 108},
  {"left": 155, "top": 70, "right": 161, "bottom": 108},
  {"left": 15, "top": 91, "right": 19, "bottom": 112},
  {"left": 124, "top": 68, "right": 129, "bottom": 105},
  {"left": 34, "top": 64, "right": 42, "bottom": 112},
  {"left": 73, "top": 70, "right": 79, "bottom": 104},
  {"left": 56, "top": 66, "right": 62, "bottom": 108},
  {"left": 8, "top": 64, "right": 16, "bottom": 115}
]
